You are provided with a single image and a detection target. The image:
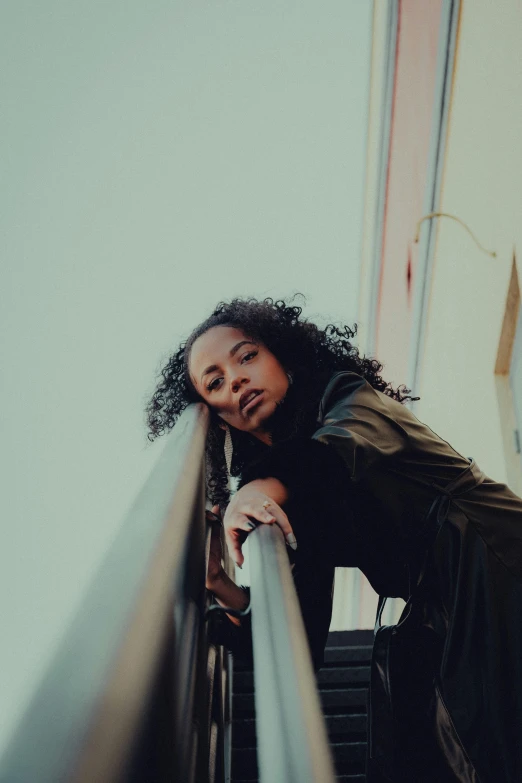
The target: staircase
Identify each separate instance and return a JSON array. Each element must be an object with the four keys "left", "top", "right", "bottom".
[{"left": 231, "top": 629, "right": 373, "bottom": 782}]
